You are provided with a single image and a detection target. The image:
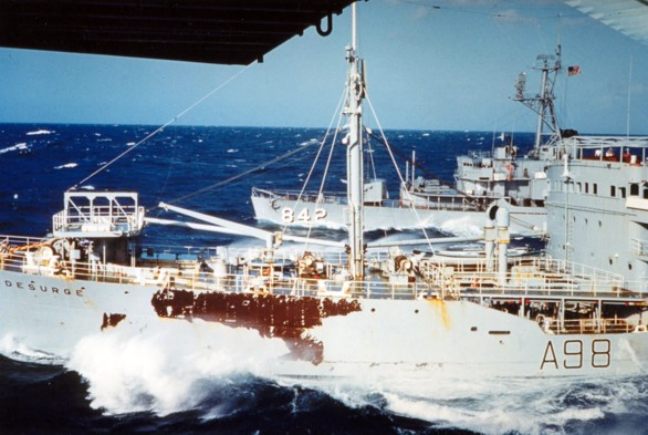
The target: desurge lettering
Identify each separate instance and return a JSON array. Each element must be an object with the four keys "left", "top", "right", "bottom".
[{"left": 3, "top": 279, "right": 84, "bottom": 297}]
